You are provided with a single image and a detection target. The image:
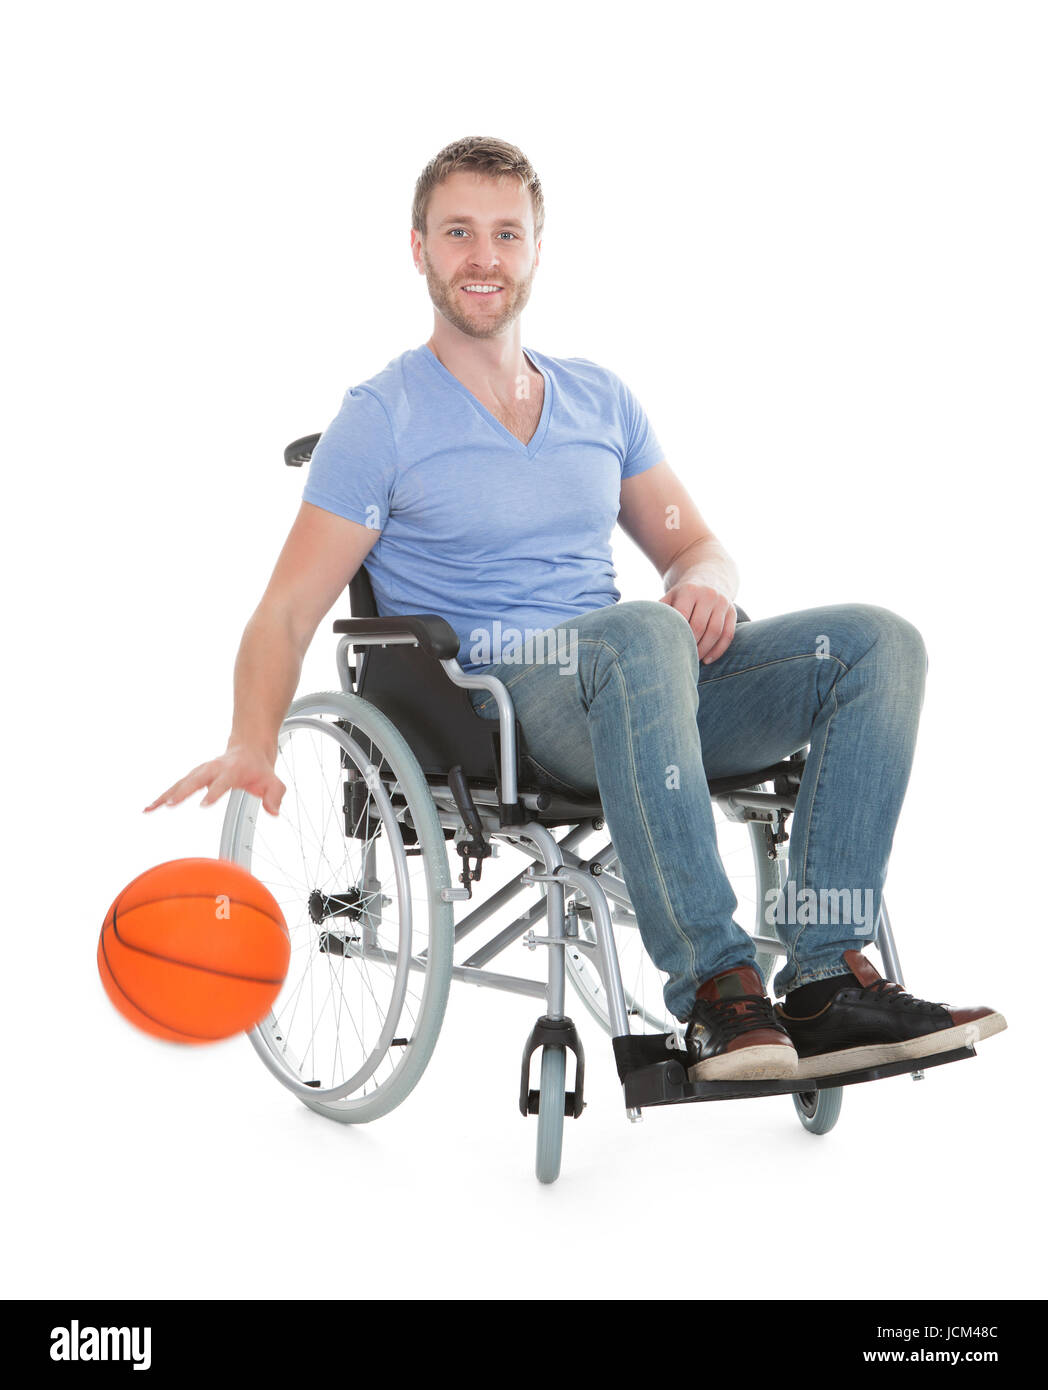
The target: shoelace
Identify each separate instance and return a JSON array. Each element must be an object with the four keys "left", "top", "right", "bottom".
[
  {"left": 856, "top": 979, "right": 945, "bottom": 1014},
  {"left": 689, "top": 993, "right": 784, "bottom": 1043}
]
